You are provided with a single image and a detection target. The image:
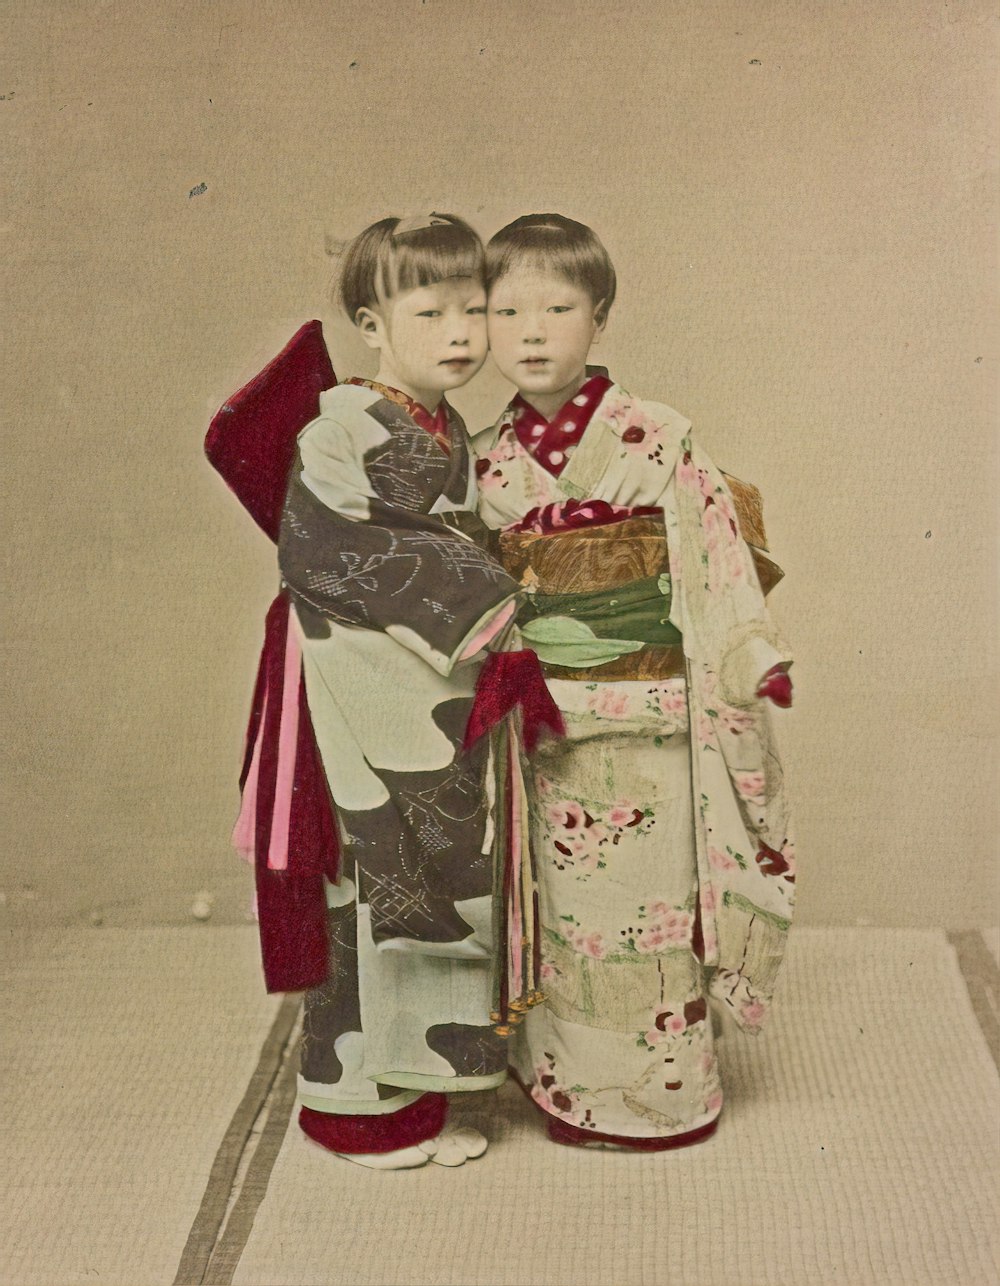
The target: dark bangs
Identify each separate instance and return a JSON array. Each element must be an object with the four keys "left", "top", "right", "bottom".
[
  {"left": 486, "top": 214, "right": 617, "bottom": 322},
  {"left": 388, "top": 217, "right": 484, "bottom": 298},
  {"left": 340, "top": 214, "right": 484, "bottom": 319}
]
